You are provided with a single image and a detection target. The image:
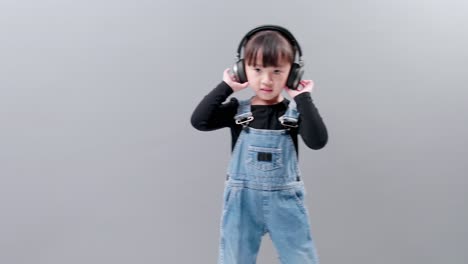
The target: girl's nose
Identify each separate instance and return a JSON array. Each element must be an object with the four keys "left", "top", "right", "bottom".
[{"left": 261, "top": 73, "right": 273, "bottom": 85}]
